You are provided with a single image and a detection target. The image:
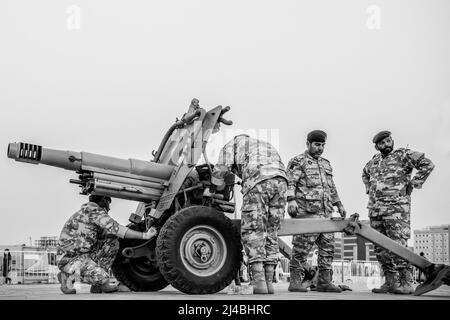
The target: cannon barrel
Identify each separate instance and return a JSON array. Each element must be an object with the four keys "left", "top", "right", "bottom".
[
  {"left": 7, "top": 142, "right": 176, "bottom": 202},
  {"left": 8, "top": 142, "right": 174, "bottom": 180}
]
